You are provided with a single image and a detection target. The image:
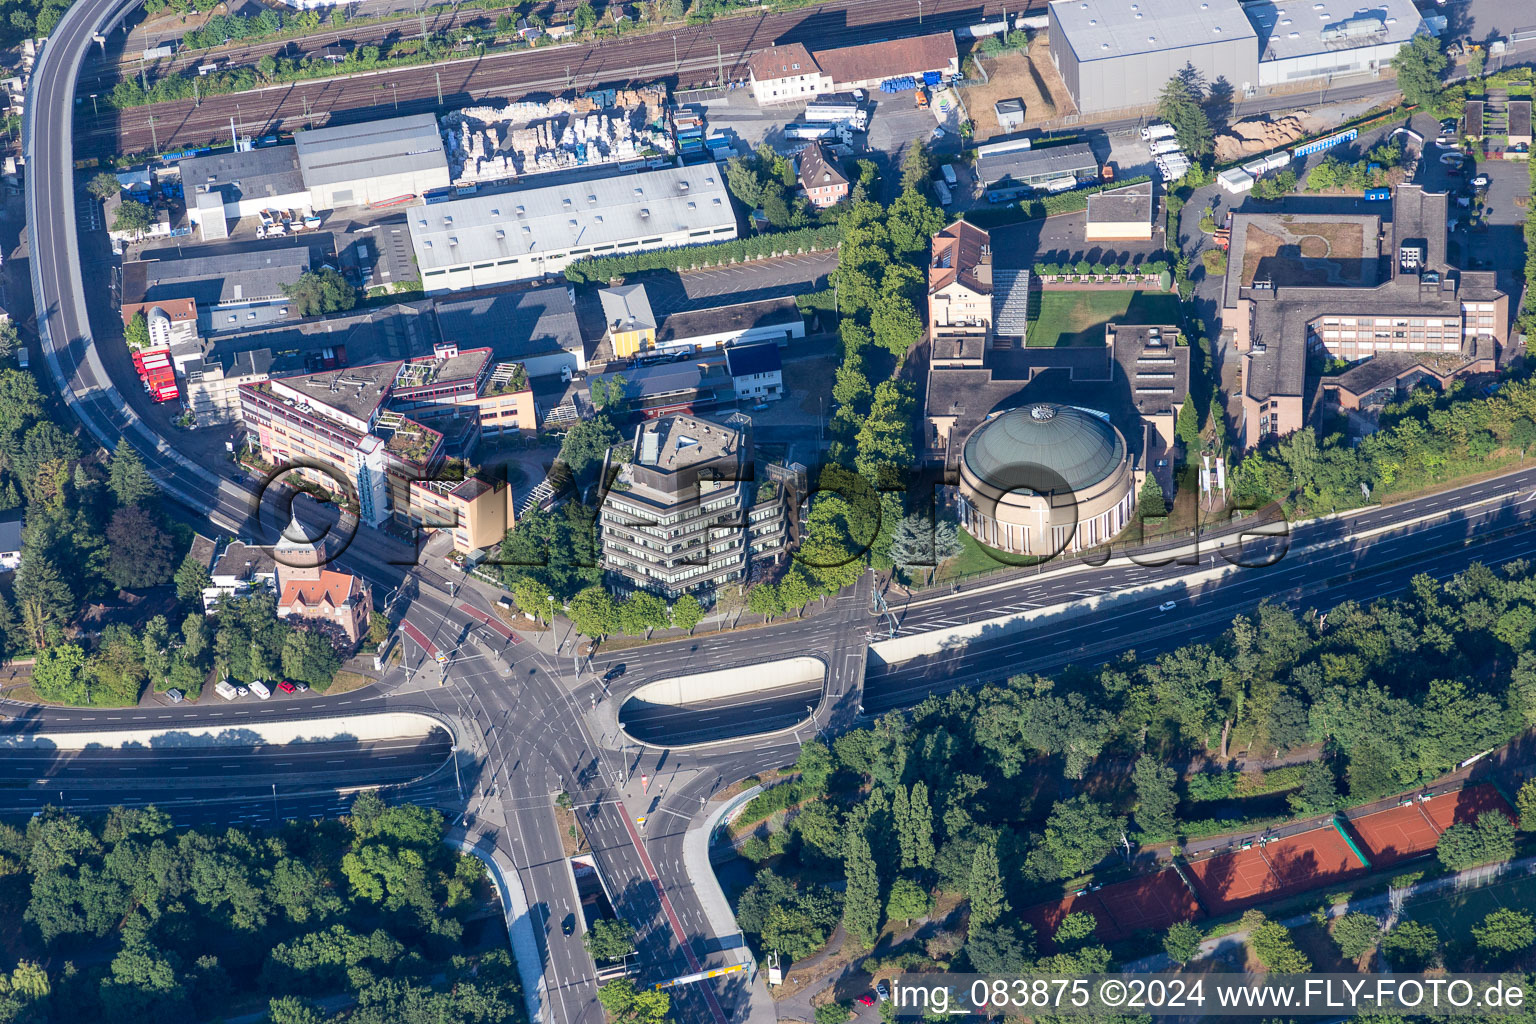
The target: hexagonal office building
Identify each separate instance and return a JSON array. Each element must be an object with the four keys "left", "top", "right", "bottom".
[{"left": 956, "top": 403, "right": 1134, "bottom": 556}]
